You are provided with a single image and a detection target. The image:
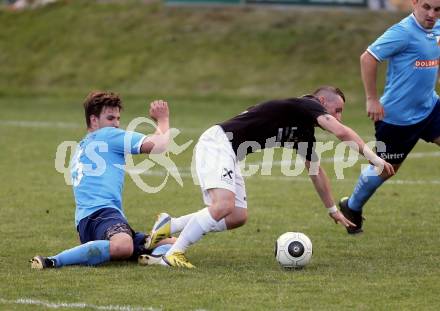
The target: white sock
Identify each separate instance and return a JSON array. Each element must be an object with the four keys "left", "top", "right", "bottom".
[
  {"left": 170, "top": 208, "right": 227, "bottom": 234},
  {"left": 213, "top": 217, "right": 227, "bottom": 232},
  {"left": 167, "top": 208, "right": 221, "bottom": 254},
  {"left": 170, "top": 212, "right": 198, "bottom": 234}
]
